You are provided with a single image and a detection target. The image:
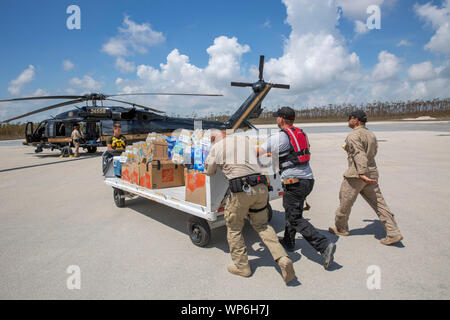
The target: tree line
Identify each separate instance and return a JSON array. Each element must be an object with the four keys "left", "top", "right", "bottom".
[
  {"left": 0, "top": 123, "right": 29, "bottom": 140},
  {"left": 202, "top": 97, "right": 450, "bottom": 123}
]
